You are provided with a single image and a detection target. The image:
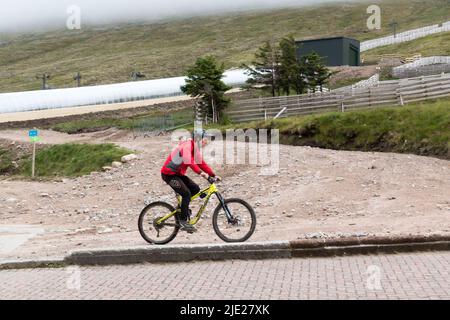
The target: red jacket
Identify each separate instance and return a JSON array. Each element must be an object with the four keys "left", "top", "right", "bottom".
[{"left": 161, "top": 139, "right": 215, "bottom": 177}]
